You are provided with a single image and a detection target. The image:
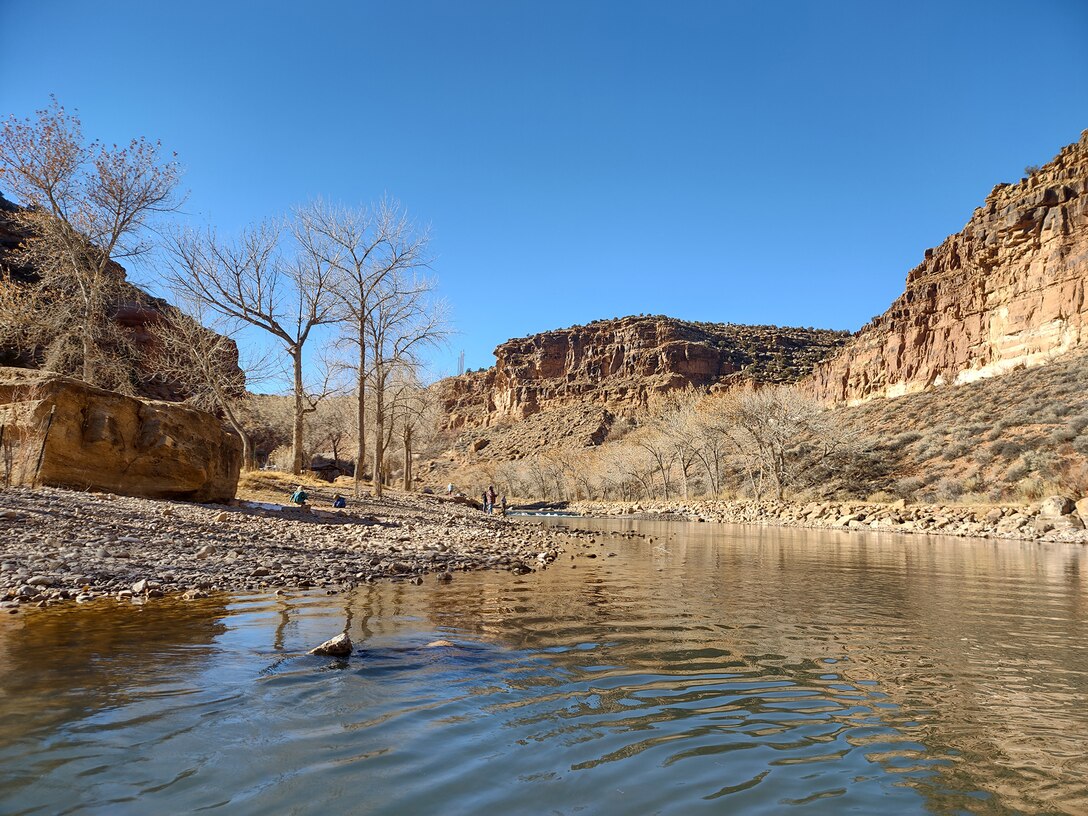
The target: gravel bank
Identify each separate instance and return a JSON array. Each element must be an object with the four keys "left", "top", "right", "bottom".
[
  {"left": 571, "top": 496, "right": 1088, "bottom": 543},
  {"left": 0, "top": 486, "right": 570, "bottom": 610}
]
